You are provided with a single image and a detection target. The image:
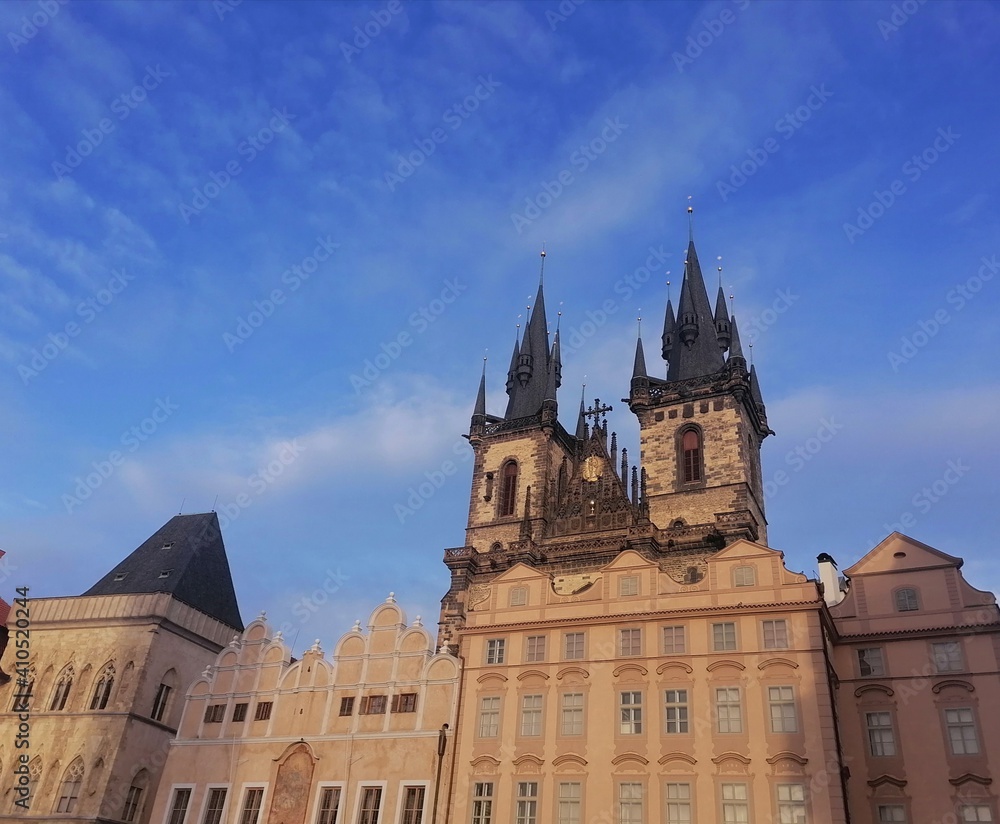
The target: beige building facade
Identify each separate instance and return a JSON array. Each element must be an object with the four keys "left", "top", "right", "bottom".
[
  {"left": 0, "top": 513, "right": 243, "bottom": 824},
  {"left": 147, "top": 597, "right": 460, "bottom": 824}
]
